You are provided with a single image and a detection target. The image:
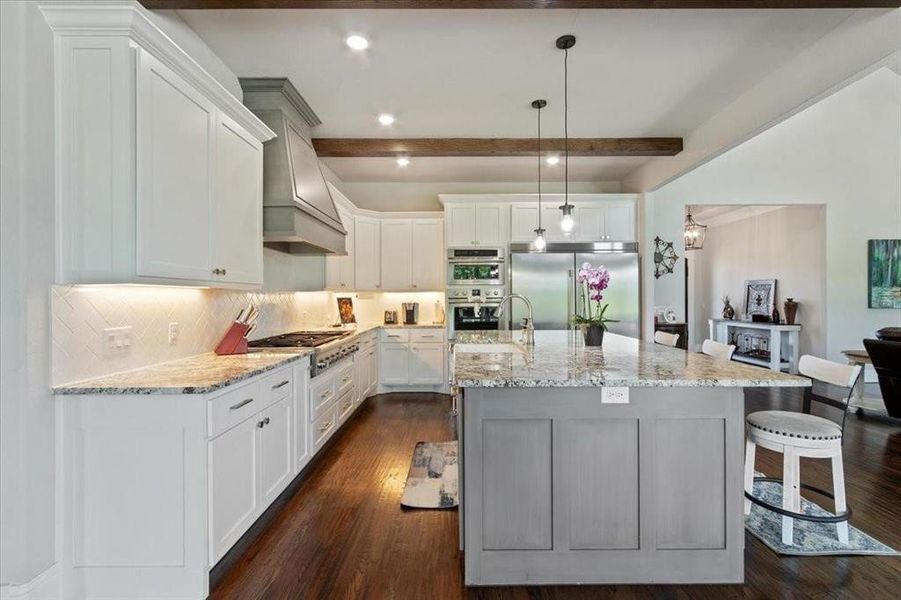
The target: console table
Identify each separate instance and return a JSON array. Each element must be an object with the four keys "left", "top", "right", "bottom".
[{"left": 709, "top": 319, "right": 801, "bottom": 374}]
